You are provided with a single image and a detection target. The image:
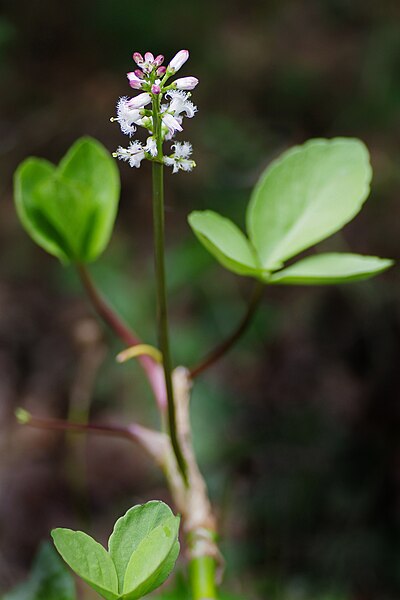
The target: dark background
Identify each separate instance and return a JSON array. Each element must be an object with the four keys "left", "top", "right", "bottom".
[{"left": 0, "top": 1, "right": 399, "bottom": 598}]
